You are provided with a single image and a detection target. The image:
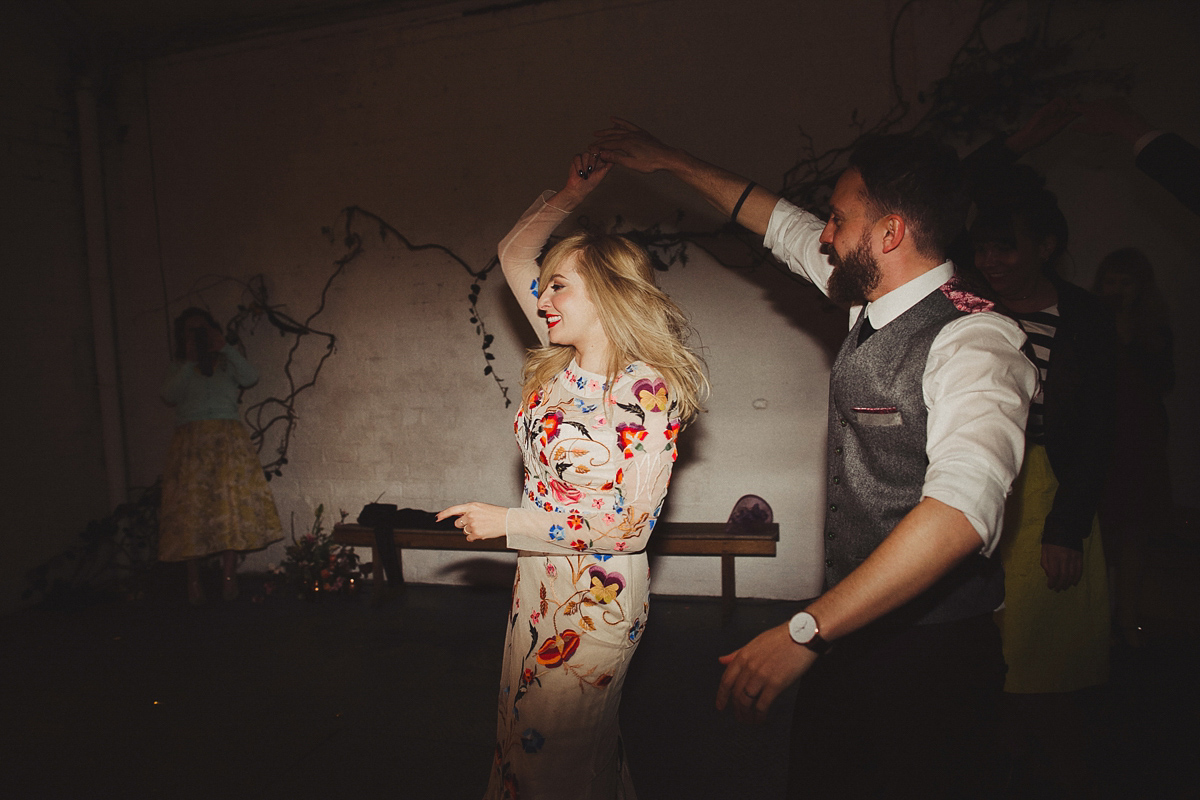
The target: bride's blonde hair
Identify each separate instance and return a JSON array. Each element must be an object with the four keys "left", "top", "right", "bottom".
[{"left": 521, "top": 231, "right": 708, "bottom": 423}]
